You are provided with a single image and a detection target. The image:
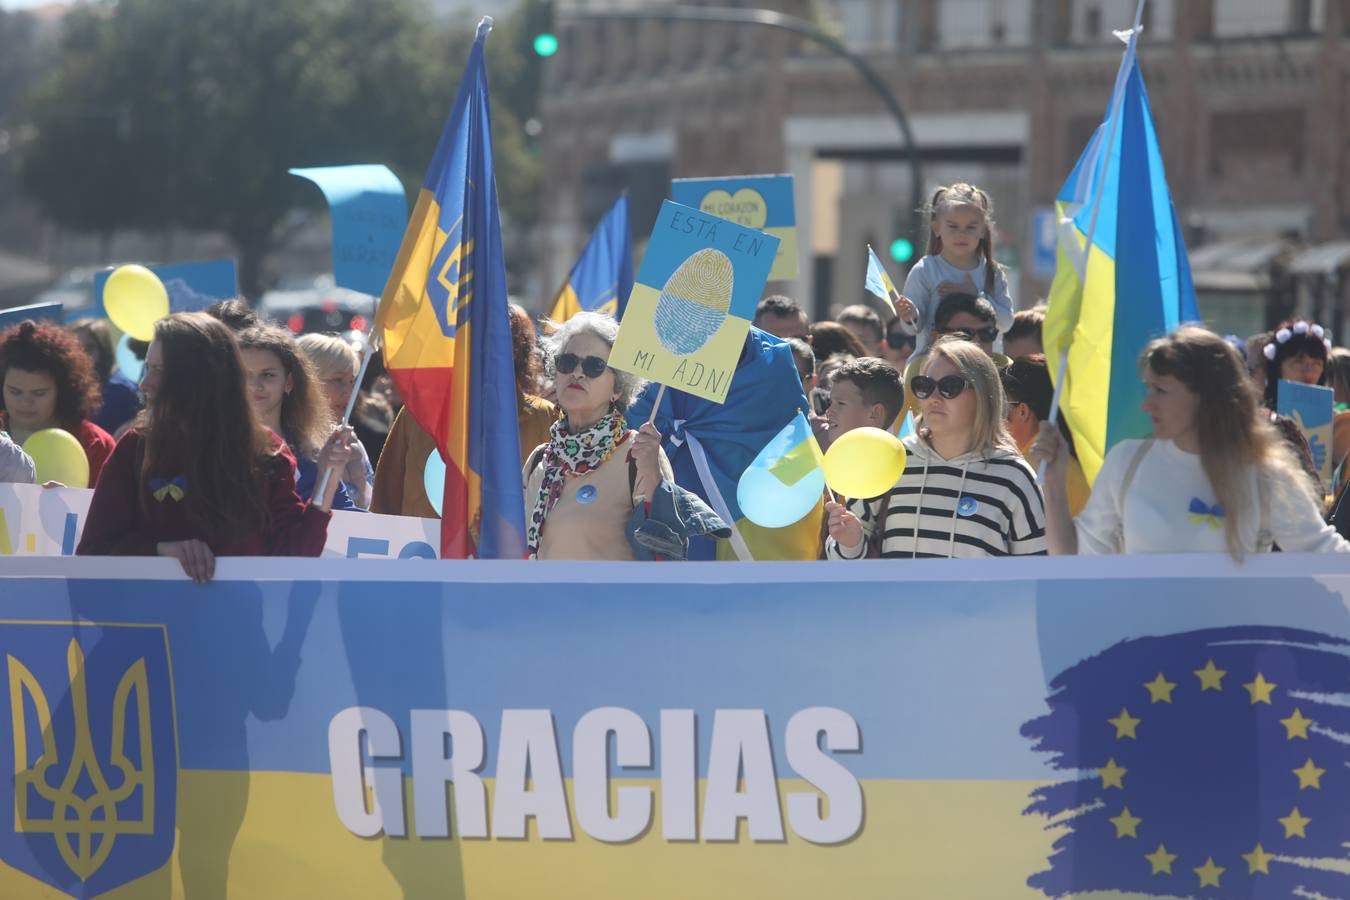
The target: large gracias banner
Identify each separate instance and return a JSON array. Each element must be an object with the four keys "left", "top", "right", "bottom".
[{"left": 0, "top": 555, "right": 1346, "bottom": 898}]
